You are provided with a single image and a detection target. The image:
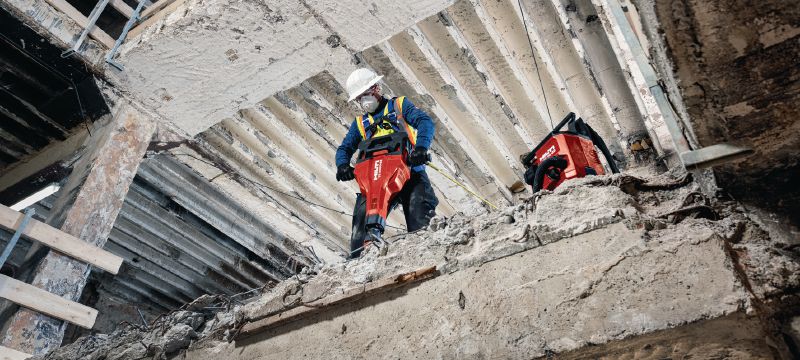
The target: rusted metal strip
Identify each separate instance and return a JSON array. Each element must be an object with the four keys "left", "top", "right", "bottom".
[{"left": 237, "top": 266, "right": 438, "bottom": 340}]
